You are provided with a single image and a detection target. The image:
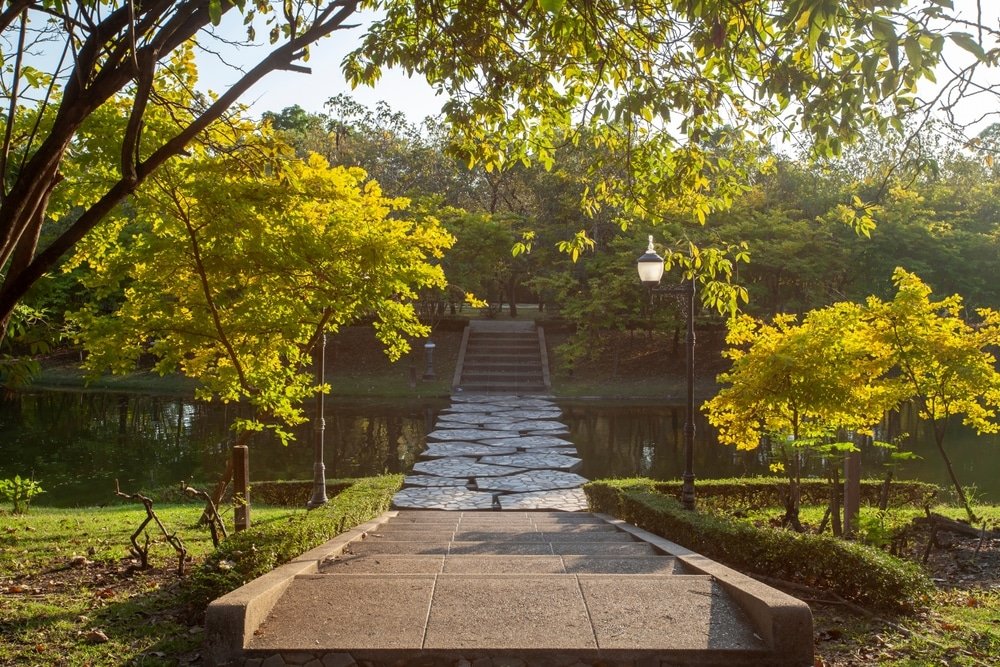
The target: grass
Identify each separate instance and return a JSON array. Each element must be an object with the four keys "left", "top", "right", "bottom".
[
  {"left": 0, "top": 502, "right": 302, "bottom": 666},
  {"left": 0, "top": 475, "right": 401, "bottom": 667}
]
